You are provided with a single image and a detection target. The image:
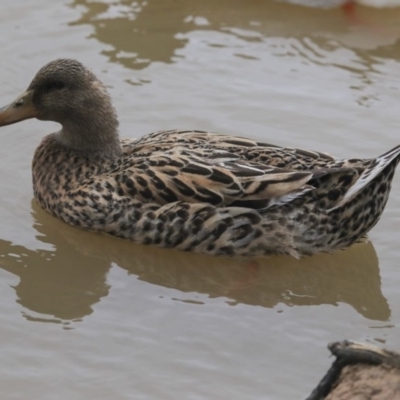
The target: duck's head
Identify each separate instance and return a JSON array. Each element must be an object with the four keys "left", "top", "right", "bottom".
[{"left": 0, "top": 59, "right": 121, "bottom": 158}]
